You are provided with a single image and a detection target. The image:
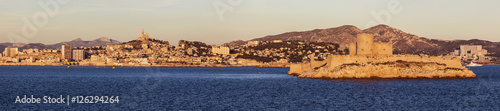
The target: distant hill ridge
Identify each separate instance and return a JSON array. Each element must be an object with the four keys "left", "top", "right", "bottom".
[
  {"left": 49, "top": 37, "right": 121, "bottom": 49},
  {"left": 2, "top": 25, "right": 499, "bottom": 57},
  {"left": 0, "top": 37, "right": 121, "bottom": 52},
  {"left": 225, "top": 25, "right": 500, "bottom": 57}
]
